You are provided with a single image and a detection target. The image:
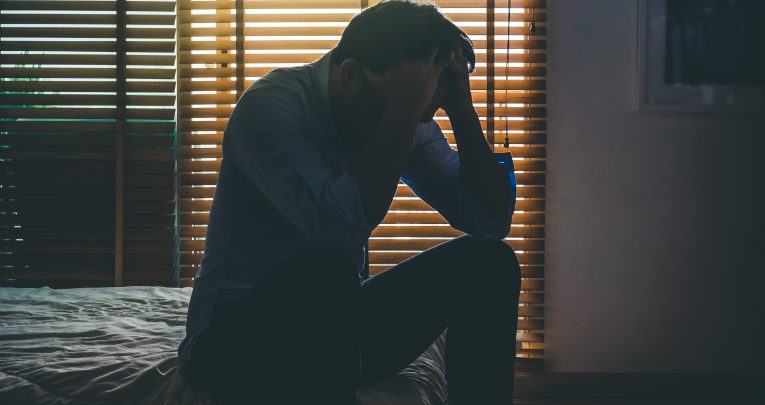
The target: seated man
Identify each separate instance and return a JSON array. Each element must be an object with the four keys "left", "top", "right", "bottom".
[{"left": 178, "top": 1, "right": 520, "bottom": 404}]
